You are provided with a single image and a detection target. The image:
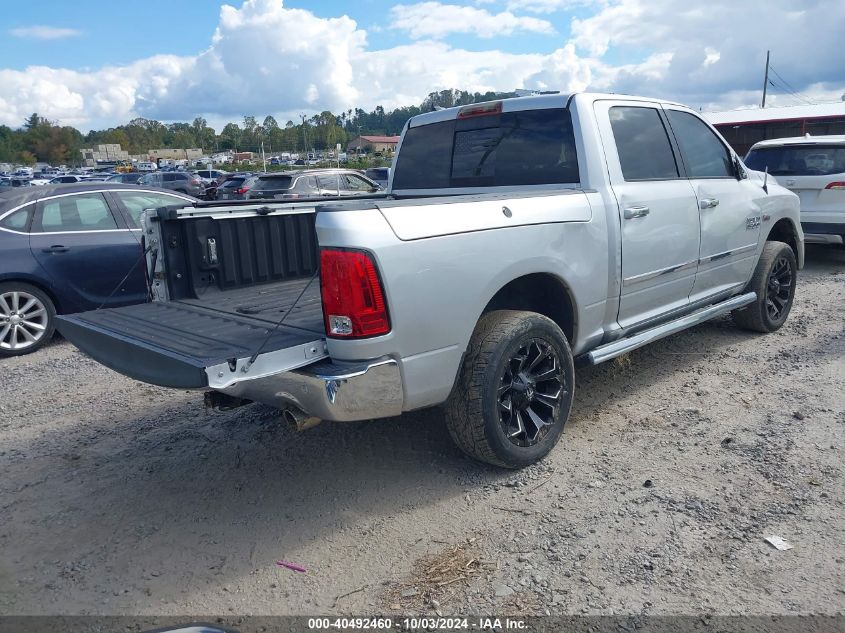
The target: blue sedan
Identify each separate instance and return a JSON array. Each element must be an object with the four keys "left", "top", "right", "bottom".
[{"left": 0, "top": 183, "right": 196, "bottom": 356}]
